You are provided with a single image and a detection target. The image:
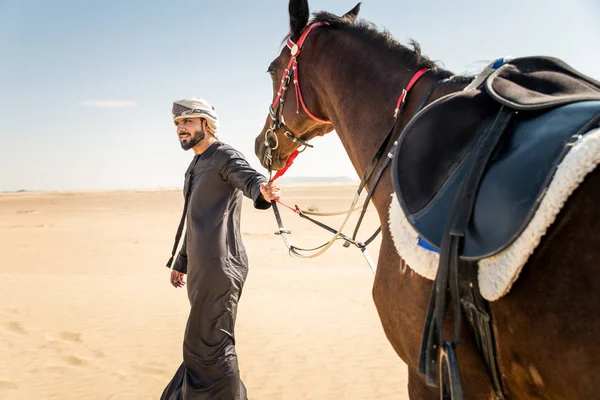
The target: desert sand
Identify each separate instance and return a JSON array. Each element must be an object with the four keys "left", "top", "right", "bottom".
[{"left": 0, "top": 184, "right": 410, "bottom": 399}]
